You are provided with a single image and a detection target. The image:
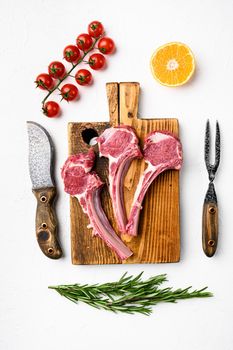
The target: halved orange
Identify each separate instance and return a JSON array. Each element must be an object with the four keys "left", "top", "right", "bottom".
[{"left": 150, "top": 42, "right": 195, "bottom": 87}]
